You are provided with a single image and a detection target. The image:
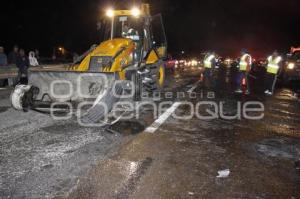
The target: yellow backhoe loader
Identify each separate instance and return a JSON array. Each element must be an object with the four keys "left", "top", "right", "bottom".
[{"left": 11, "top": 3, "right": 167, "bottom": 124}]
